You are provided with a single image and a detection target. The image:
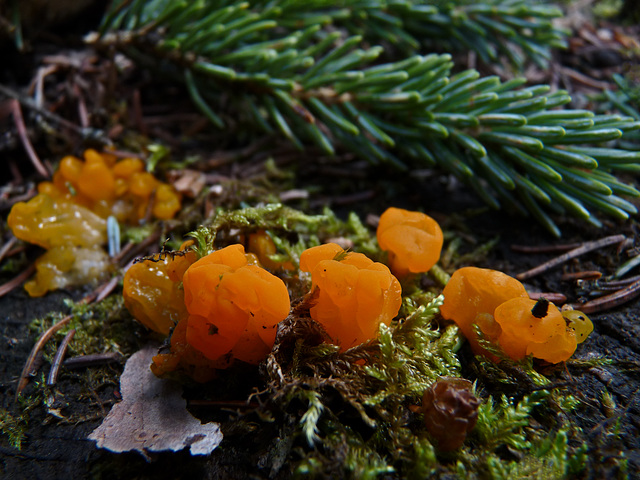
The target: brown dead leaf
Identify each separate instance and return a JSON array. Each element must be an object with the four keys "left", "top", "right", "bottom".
[
  {"left": 88, "top": 345, "right": 222, "bottom": 459},
  {"left": 168, "top": 169, "right": 207, "bottom": 198}
]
